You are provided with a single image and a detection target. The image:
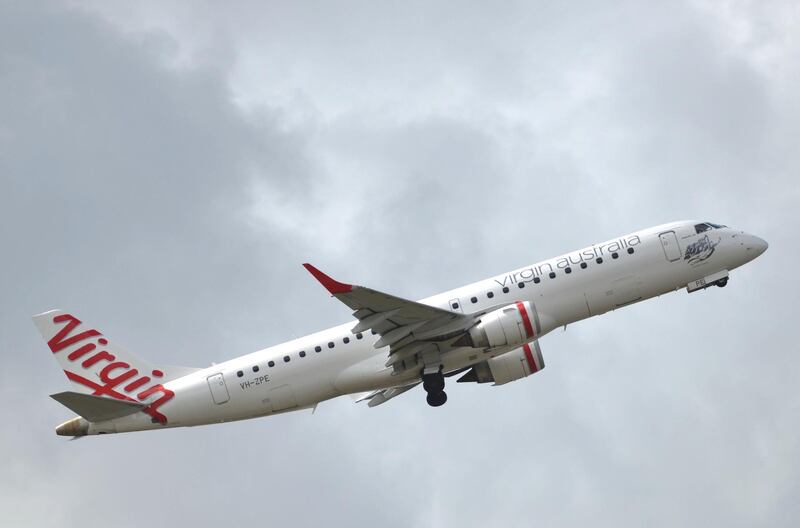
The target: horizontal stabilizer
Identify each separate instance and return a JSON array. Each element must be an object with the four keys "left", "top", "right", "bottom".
[{"left": 51, "top": 391, "right": 146, "bottom": 422}]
